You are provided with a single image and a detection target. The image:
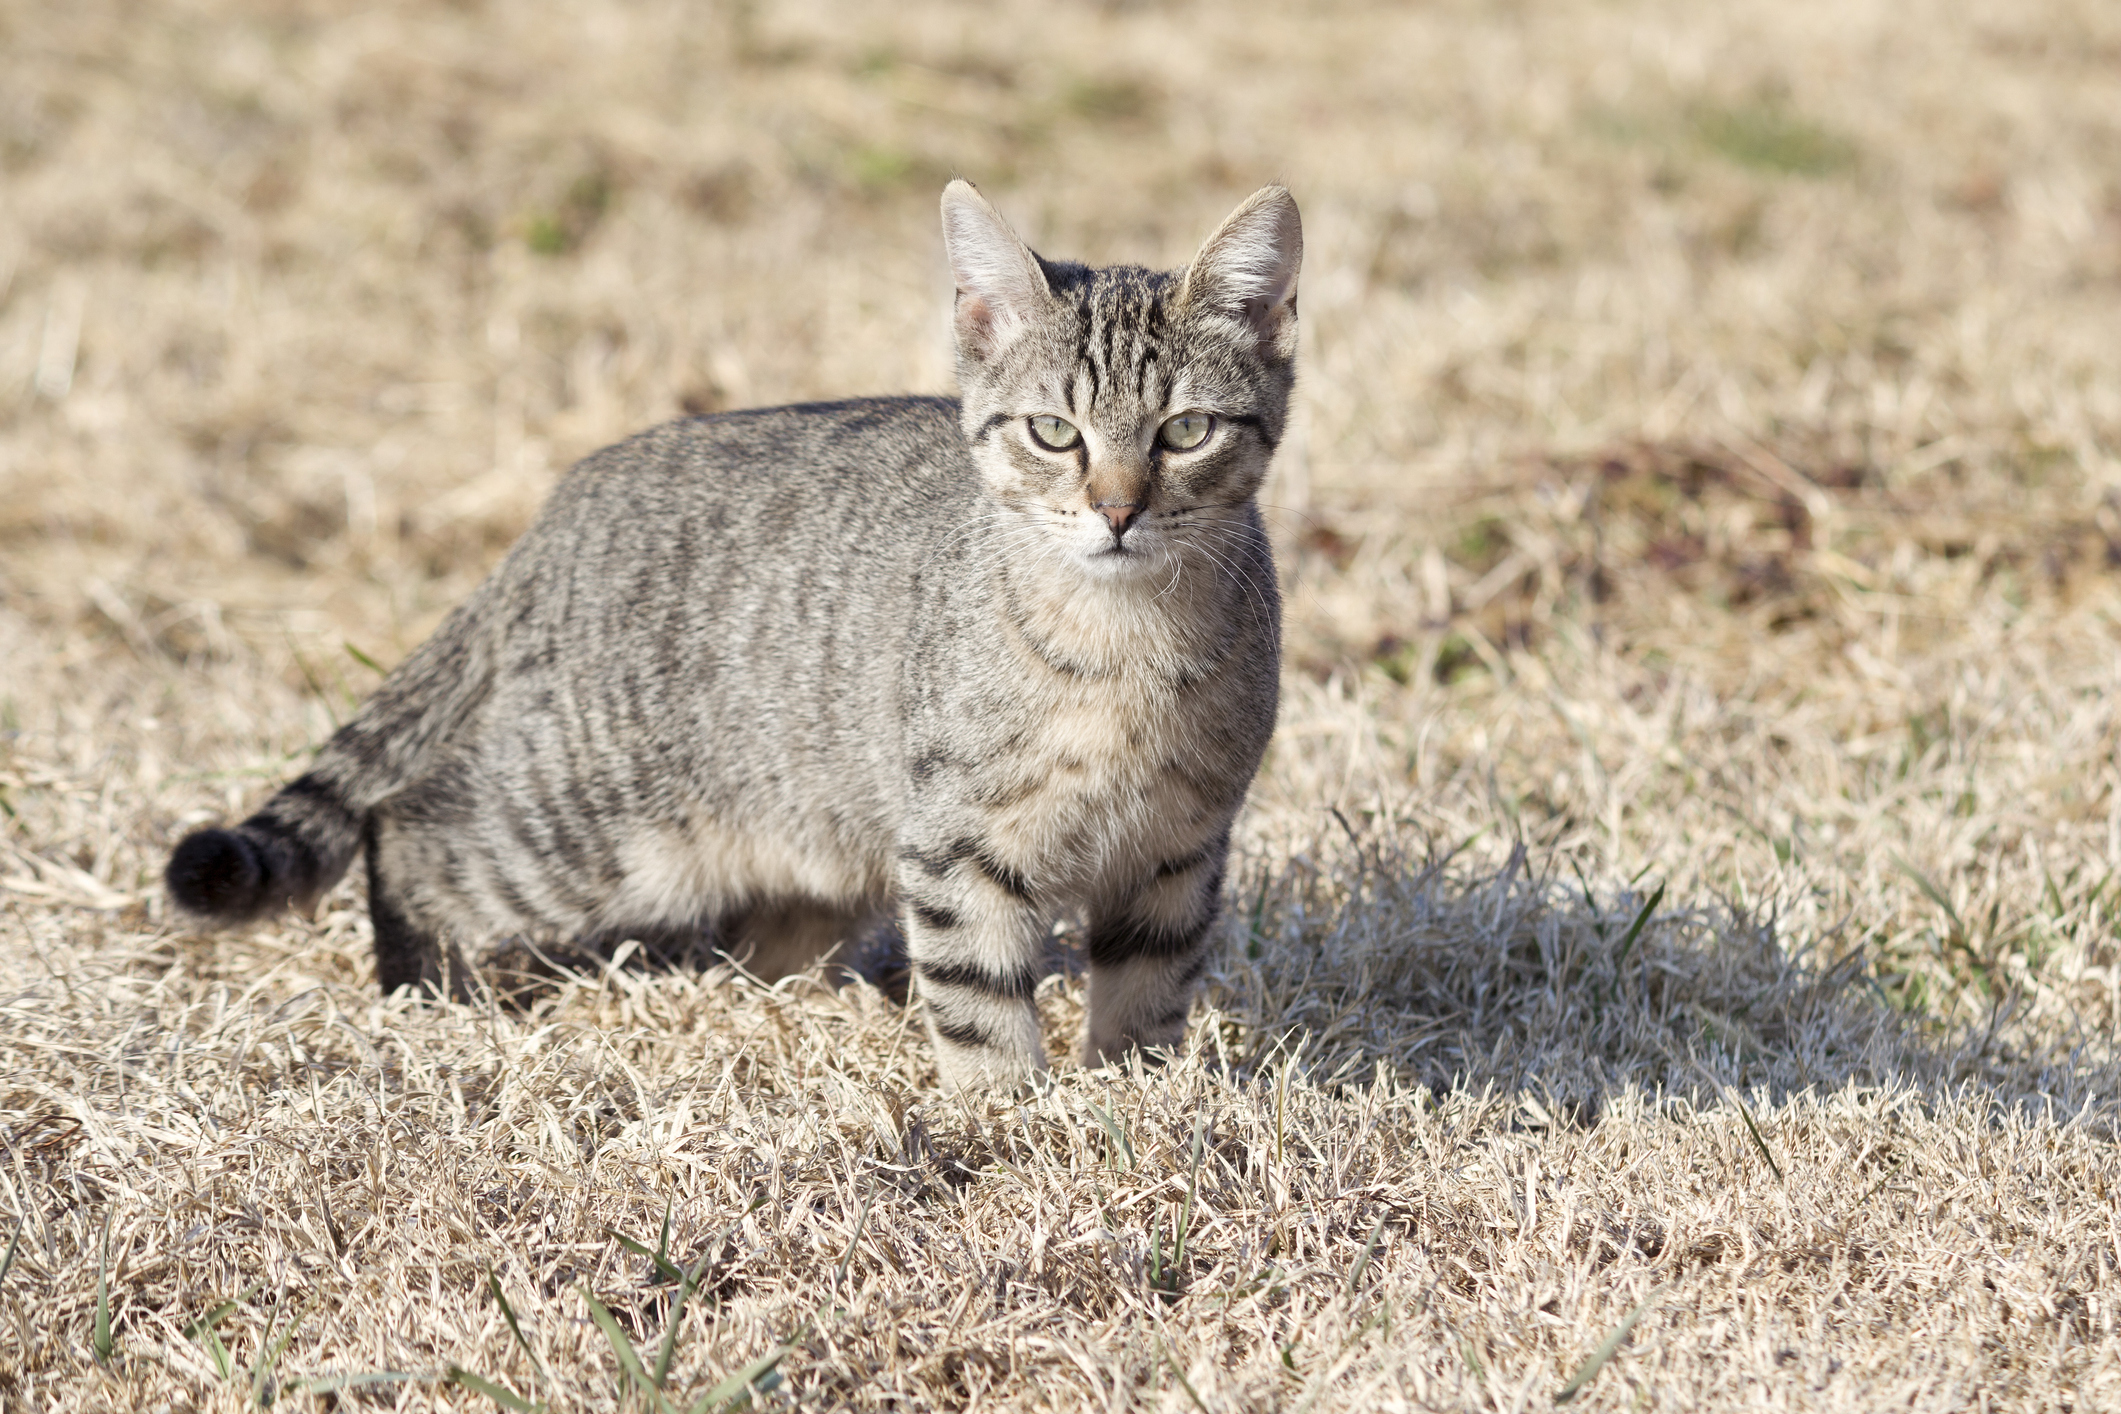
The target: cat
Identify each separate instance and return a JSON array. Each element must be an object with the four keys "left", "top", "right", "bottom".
[{"left": 165, "top": 180, "right": 1299, "bottom": 1091}]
